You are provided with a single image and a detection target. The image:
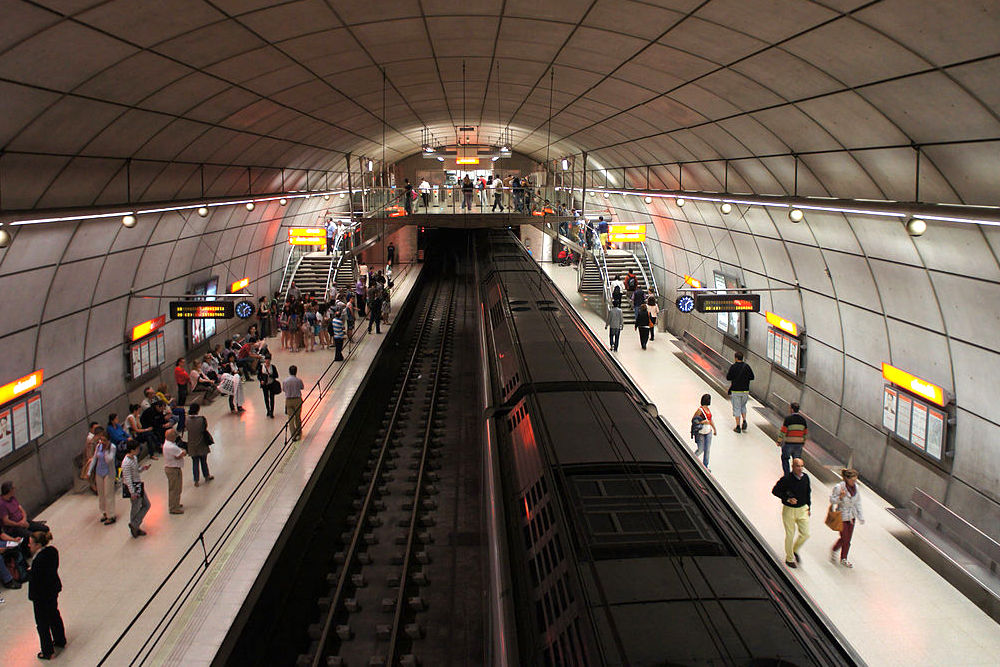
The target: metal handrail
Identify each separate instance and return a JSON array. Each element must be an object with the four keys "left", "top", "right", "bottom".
[
  {"left": 591, "top": 234, "right": 613, "bottom": 313},
  {"left": 99, "top": 264, "right": 417, "bottom": 666},
  {"left": 636, "top": 240, "right": 658, "bottom": 297}
]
